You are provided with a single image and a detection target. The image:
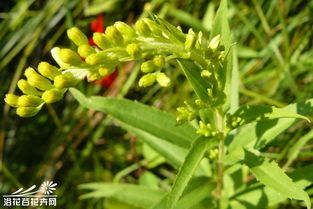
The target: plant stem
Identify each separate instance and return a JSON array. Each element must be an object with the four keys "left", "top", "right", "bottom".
[{"left": 215, "top": 108, "right": 225, "bottom": 208}]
